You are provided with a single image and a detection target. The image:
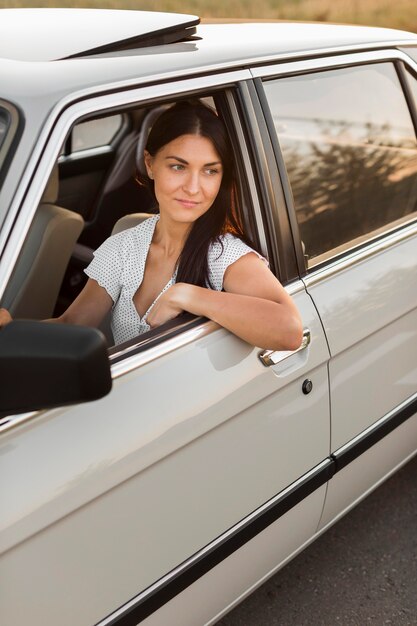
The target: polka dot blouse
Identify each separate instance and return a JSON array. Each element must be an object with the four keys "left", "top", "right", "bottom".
[{"left": 85, "top": 215, "right": 267, "bottom": 344}]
